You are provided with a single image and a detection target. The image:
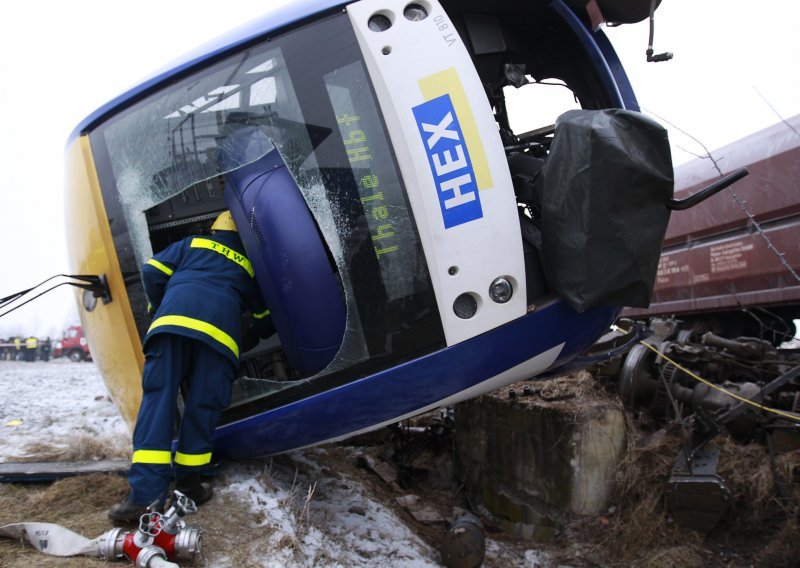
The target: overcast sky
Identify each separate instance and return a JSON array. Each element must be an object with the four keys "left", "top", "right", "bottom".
[{"left": 0, "top": 0, "right": 798, "bottom": 338}]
